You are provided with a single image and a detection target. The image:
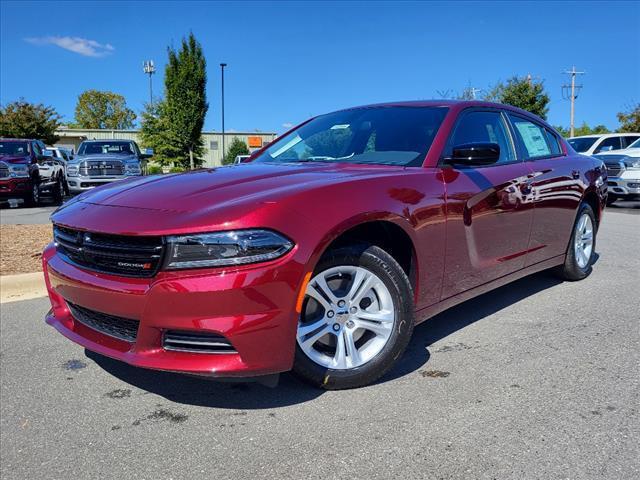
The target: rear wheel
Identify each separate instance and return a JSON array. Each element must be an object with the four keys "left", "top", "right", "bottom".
[
  {"left": 23, "top": 182, "right": 40, "bottom": 207},
  {"left": 53, "top": 176, "right": 64, "bottom": 205},
  {"left": 293, "top": 245, "right": 414, "bottom": 389},
  {"left": 555, "top": 203, "right": 597, "bottom": 281}
]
